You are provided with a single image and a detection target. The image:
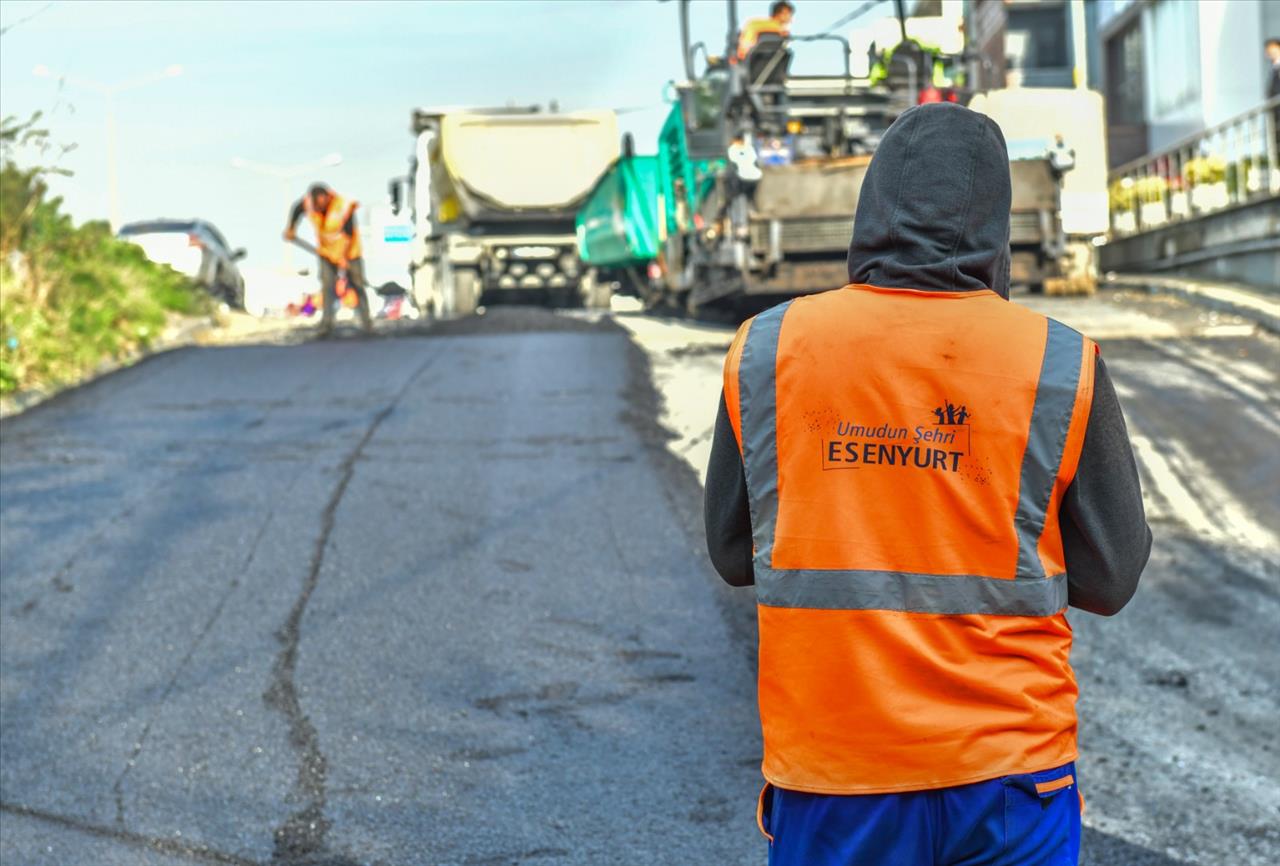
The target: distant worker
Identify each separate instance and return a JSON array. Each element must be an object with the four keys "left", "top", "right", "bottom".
[
  {"left": 1267, "top": 38, "right": 1280, "bottom": 152},
  {"left": 1267, "top": 37, "right": 1280, "bottom": 99},
  {"left": 727, "top": 135, "right": 763, "bottom": 206},
  {"left": 737, "top": 0, "right": 794, "bottom": 60},
  {"left": 704, "top": 103, "right": 1151, "bottom": 865},
  {"left": 284, "top": 183, "right": 372, "bottom": 335},
  {"left": 727, "top": 136, "right": 764, "bottom": 186}
]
